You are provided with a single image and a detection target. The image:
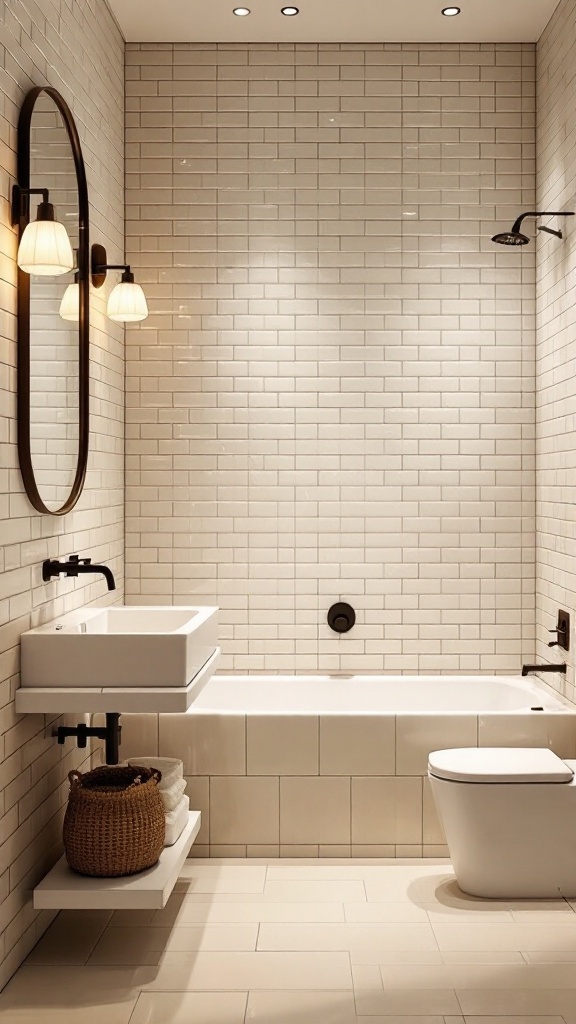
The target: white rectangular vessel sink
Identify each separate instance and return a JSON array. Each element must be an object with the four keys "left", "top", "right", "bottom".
[{"left": 21, "top": 606, "right": 218, "bottom": 689}]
